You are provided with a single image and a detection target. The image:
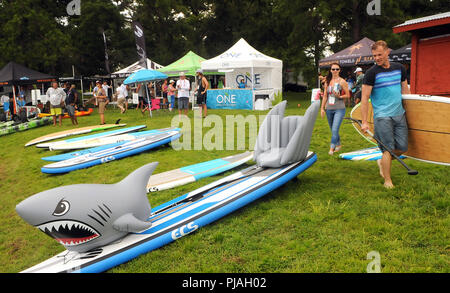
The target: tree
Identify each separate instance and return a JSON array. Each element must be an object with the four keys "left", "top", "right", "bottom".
[
  {"left": 0, "top": 0, "right": 72, "bottom": 75},
  {"left": 65, "top": 0, "right": 135, "bottom": 76}
]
